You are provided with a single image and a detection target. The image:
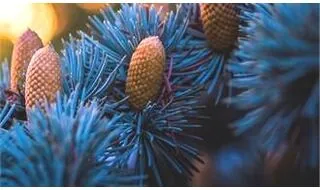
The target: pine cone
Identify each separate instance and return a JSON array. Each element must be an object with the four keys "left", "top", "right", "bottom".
[
  {"left": 125, "top": 36, "right": 166, "bottom": 110},
  {"left": 25, "top": 45, "right": 61, "bottom": 109},
  {"left": 10, "top": 29, "right": 43, "bottom": 95},
  {"left": 200, "top": 3, "right": 239, "bottom": 52}
]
